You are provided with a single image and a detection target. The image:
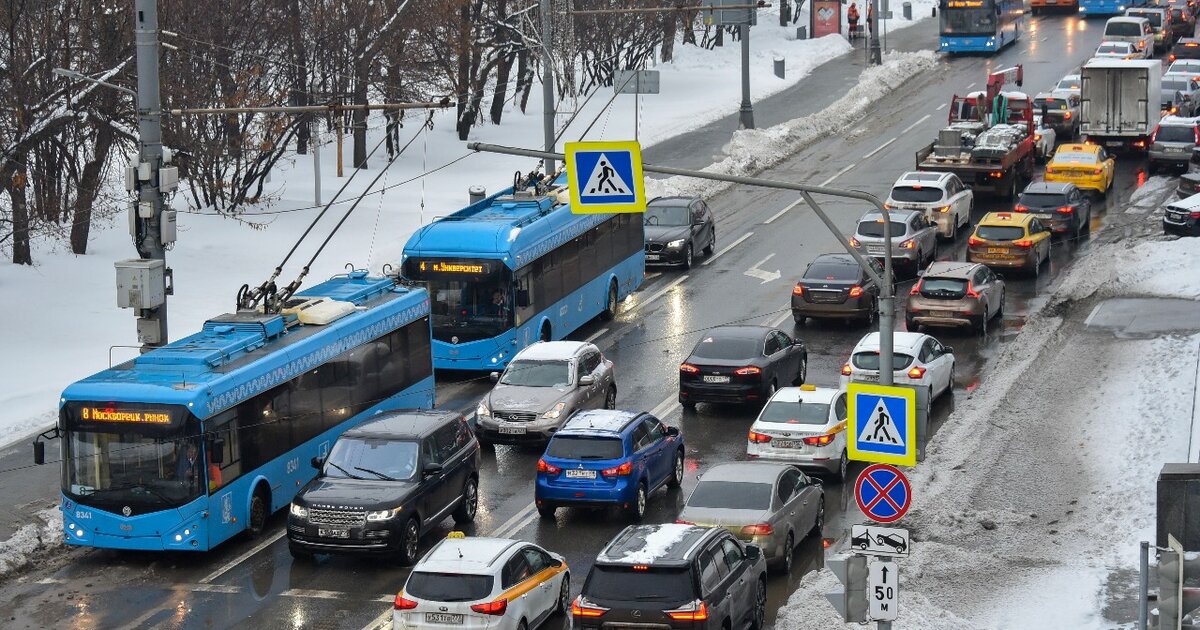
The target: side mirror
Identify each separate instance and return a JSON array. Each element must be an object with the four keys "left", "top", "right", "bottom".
[
  {"left": 311, "top": 456, "right": 325, "bottom": 470},
  {"left": 578, "top": 375, "right": 595, "bottom": 386},
  {"left": 667, "top": 426, "right": 681, "bottom": 437},
  {"left": 210, "top": 438, "right": 226, "bottom": 464},
  {"left": 550, "top": 558, "right": 564, "bottom": 568},
  {"left": 744, "top": 543, "right": 763, "bottom": 563},
  {"left": 489, "top": 371, "right": 500, "bottom": 382},
  {"left": 423, "top": 462, "right": 444, "bottom": 477},
  {"left": 33, "top": 441, "right": 44, "bottom": 466},
  {"left": 943, "top": 346, "right": 954, "bottom": 355}
]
